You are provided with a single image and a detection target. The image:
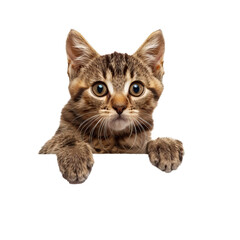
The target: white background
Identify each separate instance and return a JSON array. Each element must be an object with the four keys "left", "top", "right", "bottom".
[{"left": 0, "top": 0, "right": 240, "bottom": 239}]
